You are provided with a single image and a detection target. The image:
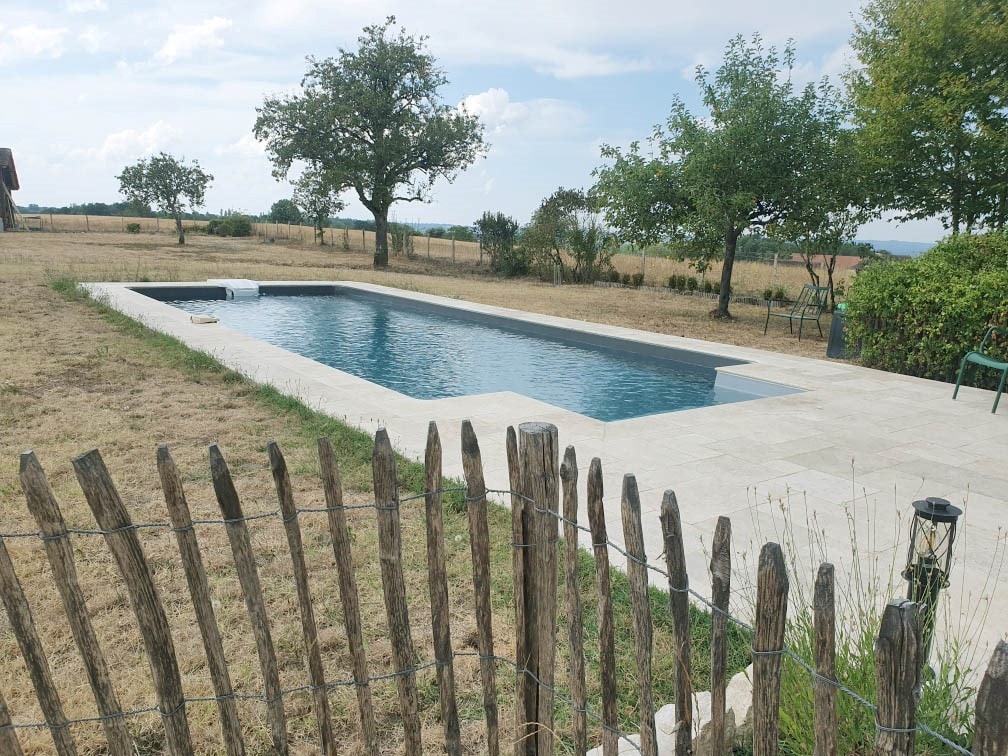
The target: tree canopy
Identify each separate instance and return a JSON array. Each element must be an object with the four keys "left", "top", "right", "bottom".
[
  {"left": 848, "top": 0, "right": 1008, "bottom": 234},
  {"left": 268, "top": 199, "right": 302, "bottom": 225},
  {"left": 117, "top": 153, "right": 212, "bottom": 244},
  {"left": 594, "top": 35, "right": 847, "bottom": 317},
  {"left": 254, "top": 17, "right": 486, "bottom": 267}
]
